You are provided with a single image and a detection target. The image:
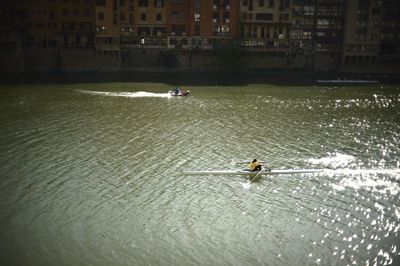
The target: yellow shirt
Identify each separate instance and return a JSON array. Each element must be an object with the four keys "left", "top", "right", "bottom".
[{"left": 248, "top": 162, "right": 258, "bottom": 171}]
